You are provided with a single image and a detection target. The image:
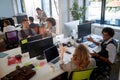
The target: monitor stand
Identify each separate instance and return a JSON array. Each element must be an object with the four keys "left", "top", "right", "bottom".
[{"left": 36, "top": 54, "right": 45, "bottom": 60}]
